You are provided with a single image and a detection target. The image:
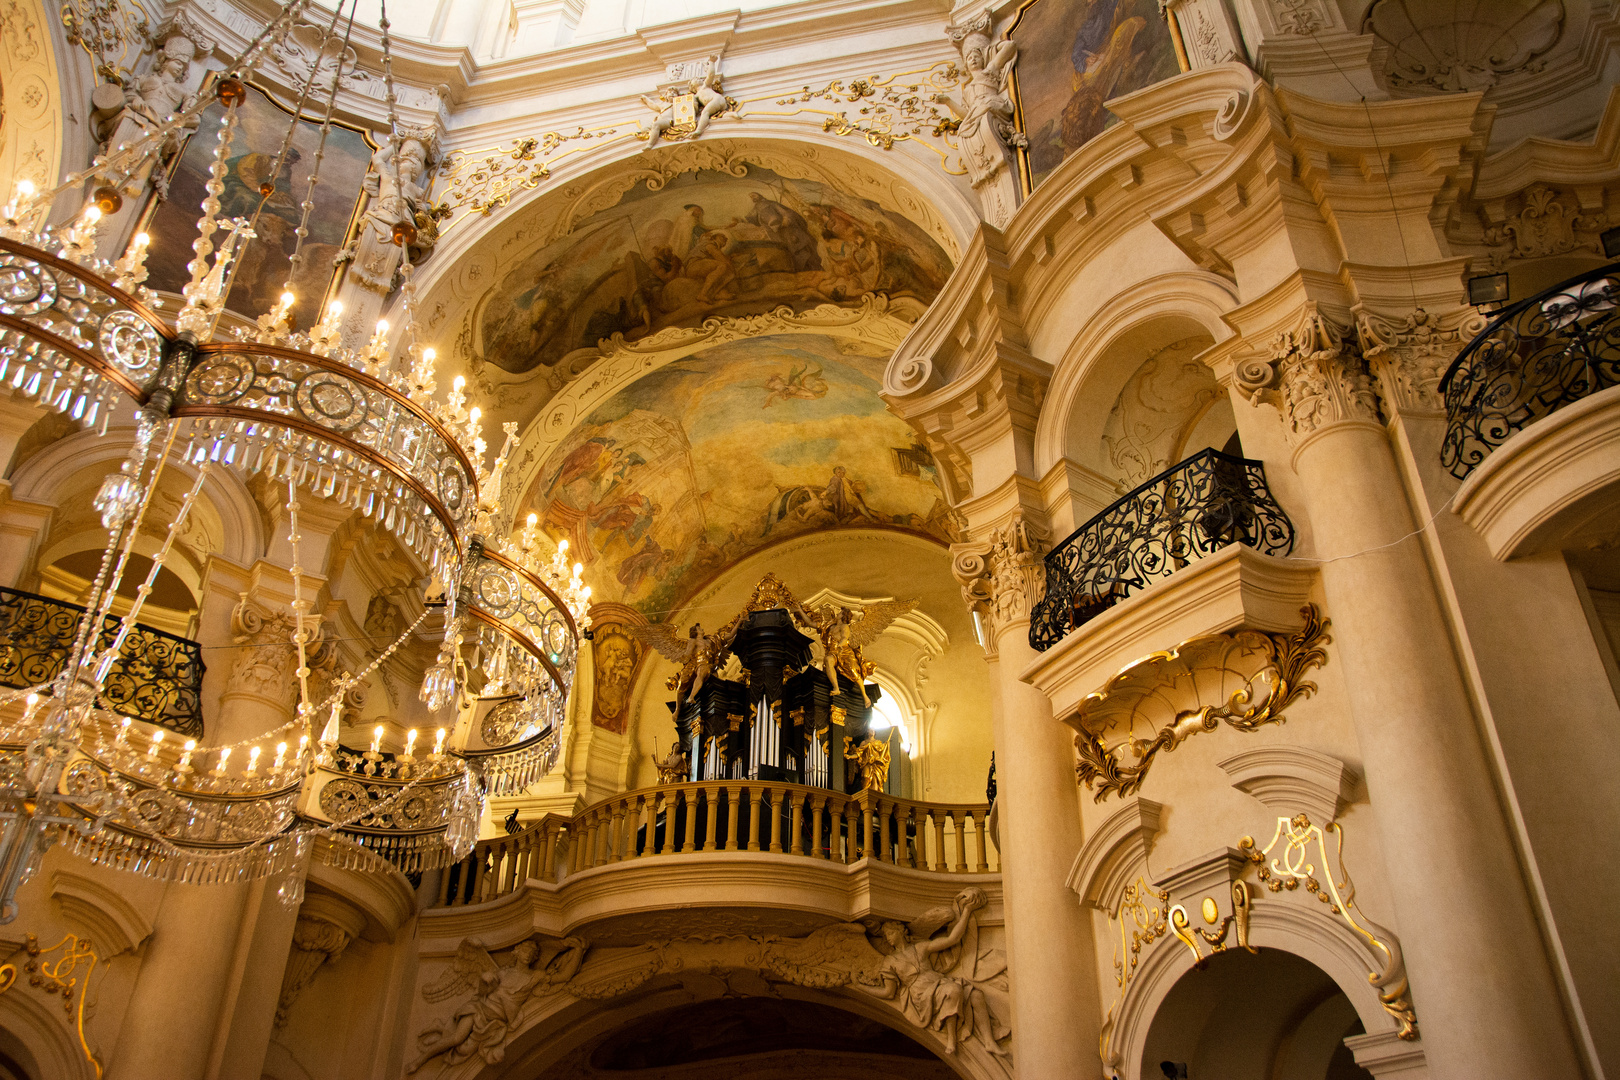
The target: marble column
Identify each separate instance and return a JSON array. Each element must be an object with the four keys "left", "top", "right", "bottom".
[
  {"left": 1238, "top": 306, "right": 1586, "bottom": 1079},
  {"left": 955, "top": 517, "right": 1101, "bottom": 1078}
]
